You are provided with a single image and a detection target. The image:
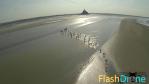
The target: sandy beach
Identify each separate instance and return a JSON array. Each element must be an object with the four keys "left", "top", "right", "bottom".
[{"left": 102, "top": 18, "right": 149, "bottom": 83}]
